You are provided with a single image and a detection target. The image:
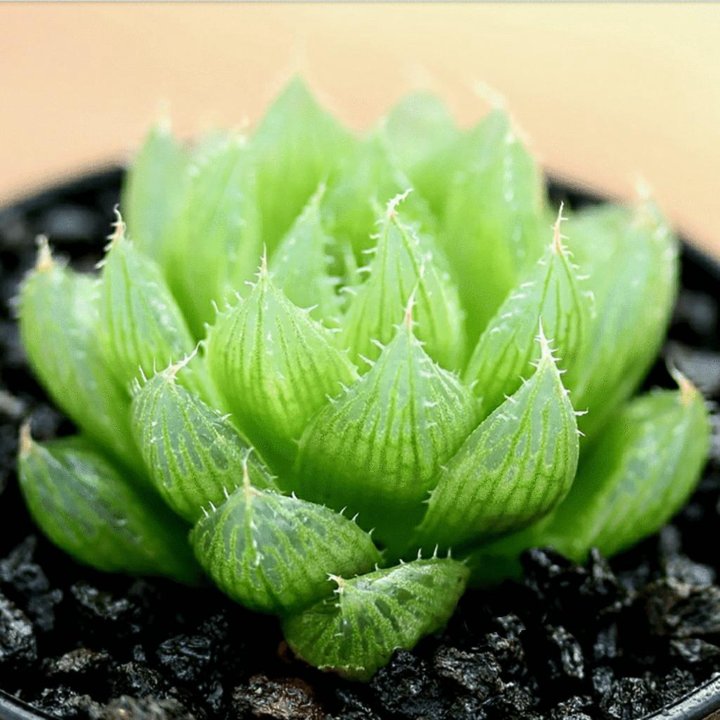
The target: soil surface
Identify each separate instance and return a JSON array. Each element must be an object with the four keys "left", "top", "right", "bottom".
[{"left": 0, "top": 172, "right": 719, "bottom": 720}]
